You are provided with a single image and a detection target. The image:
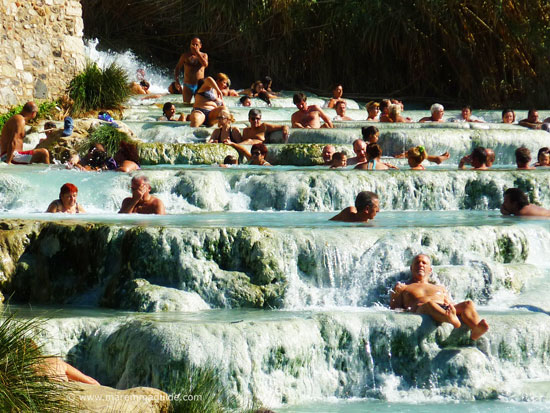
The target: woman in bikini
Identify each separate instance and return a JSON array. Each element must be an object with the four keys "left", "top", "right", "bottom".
[
  {"left": 208, "top": 109, "right": 242, "bottom": 143},
  {"left": 188, "top": 77, "right": 227, "bottom": 127},
  {"left": 46, "top": 183, "right": 86, "bottom": 213}
]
